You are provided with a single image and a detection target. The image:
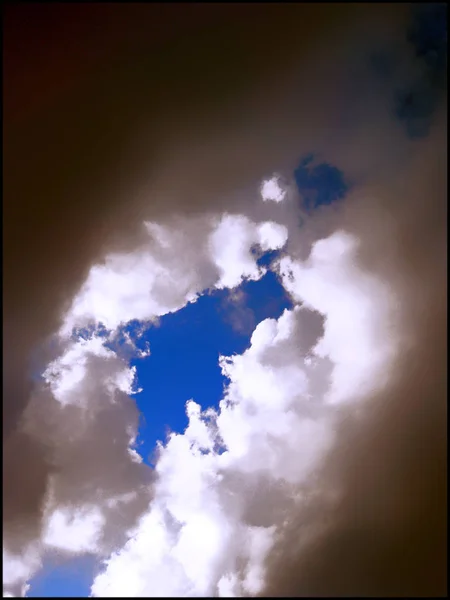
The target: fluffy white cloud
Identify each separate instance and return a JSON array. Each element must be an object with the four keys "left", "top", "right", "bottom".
[
  {"left": 92, "top": 416, "right": 278, "bottom": 597},
  {"left": 6, "top": 330, "right": 153, "bottom": 596},
  {"left": 260, "top": 176, "right": 286, "bottom": 203},
  {"left": 90, "top": 228, "right": 401, "bottom": 597},
  {"left": 16, "top": 209, "right": 401, "bottom": 600},
  {"left": 43, "top": 335, "right": 140, "bottom": 407},
  {"left": 61, "top": 214, "right": 287, "bottom": 335},
  {"left": 277, "top": 231, "right": 399, "bottom": 405},
  {"left": 42, "top": 505, "right": 105, "bottom": 554},
  {"left": 8, "top": 210, "right": 288, "bottom": 597},
  {"left": 91, "top": 311, "right": 315, "bottom": 596},
  {"left": 210, "top": 215, "right": 287, "bottom": 289},
  {"left": 3, "top": 546, "right": 41, "bottom": 598},
  {"left": 215, "top": 309, "right": 332, "bottom": 483}
]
